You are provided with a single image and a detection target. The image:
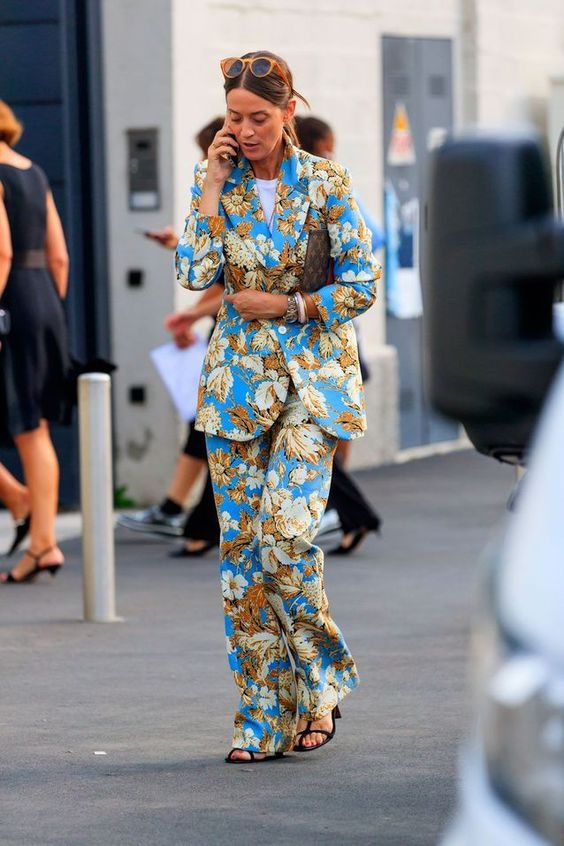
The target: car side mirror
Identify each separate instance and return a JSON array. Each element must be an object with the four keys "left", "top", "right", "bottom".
[{"left": 424, "top": 132, "right": 564, "bottom": 462}]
